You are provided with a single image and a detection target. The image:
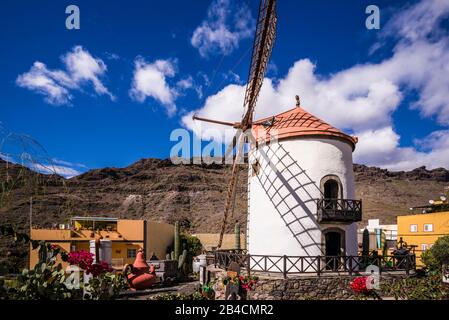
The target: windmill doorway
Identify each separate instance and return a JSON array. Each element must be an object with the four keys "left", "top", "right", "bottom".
[{"left": 323, "top": 228, "right": 345, "bottom": 270}]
